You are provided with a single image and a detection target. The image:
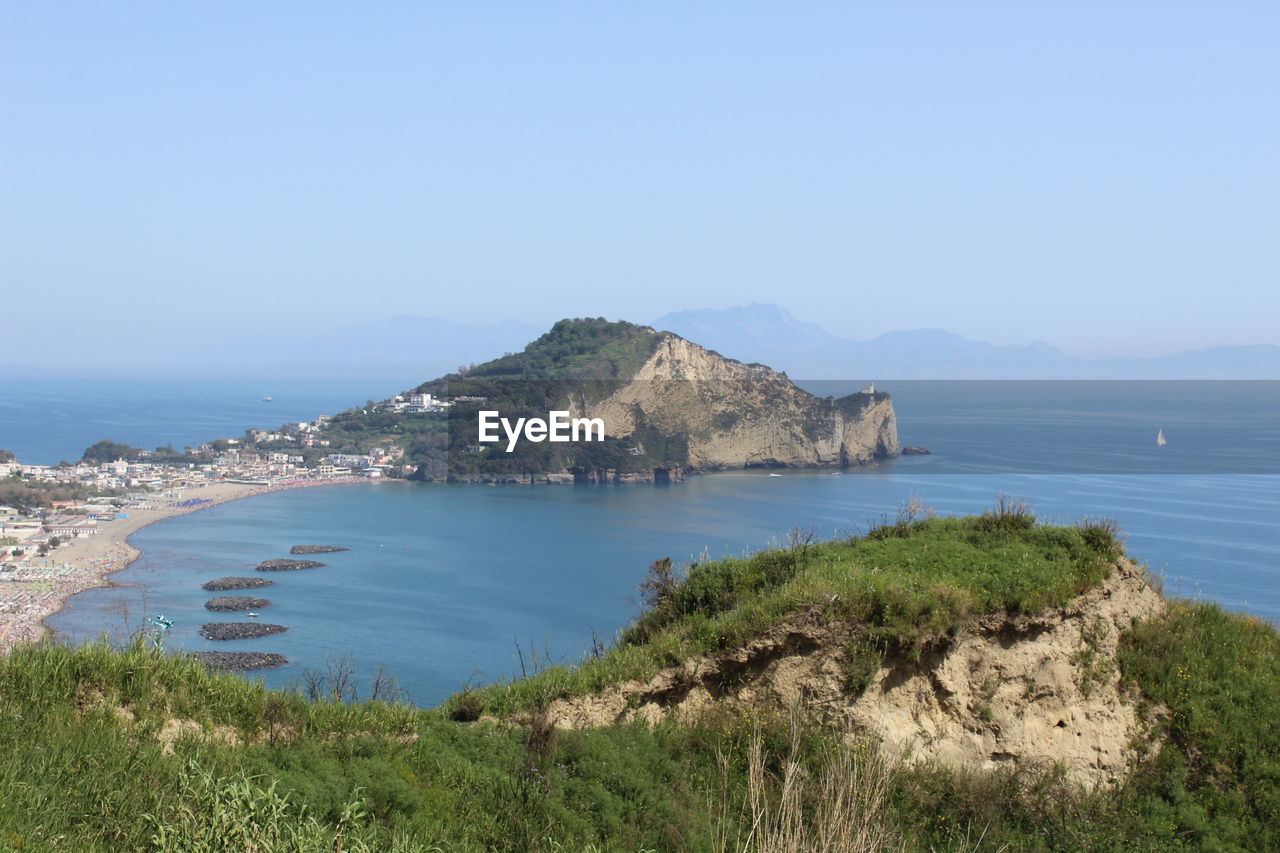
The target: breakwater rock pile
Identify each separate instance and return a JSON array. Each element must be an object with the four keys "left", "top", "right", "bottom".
[
  {"left": 290, "top": 545, "right": 349, "bottom": 554},
  {"left": 256, "top": 558, "right": 324, "bottom": 572},
  {"left": 192, "top": 548, "right": 346, "bottom": 668},
  {"left": 191, "top": 651, "right": 287, "bottom": 671},
  {"left": 202, "top": 576, "right": 275, "bottom": 592},
  {"left": 204, "top": 596, "right": 271, "bottom": 612},
  {"left": 200, "top": 622, "right": 289, "bottom": 641}
]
